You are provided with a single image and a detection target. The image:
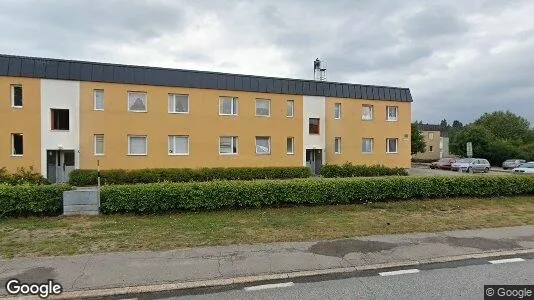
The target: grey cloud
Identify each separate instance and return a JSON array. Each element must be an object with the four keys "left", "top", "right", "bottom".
[{"left": 403, "top": 6, "right": 468, "bottom": 39}]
